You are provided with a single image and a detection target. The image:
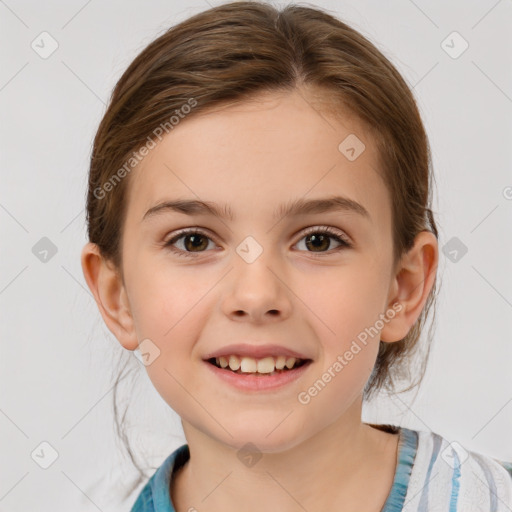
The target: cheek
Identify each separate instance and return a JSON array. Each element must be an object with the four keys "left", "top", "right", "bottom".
[
  {"left": 303, "top": 264, "right": 389, "bottom": 345},
  {"left": 137, "top": 279, "right": 209, "bottom": 413},
  {"left": 128, "top": 259, "right": 204, "bottom": 337}
]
